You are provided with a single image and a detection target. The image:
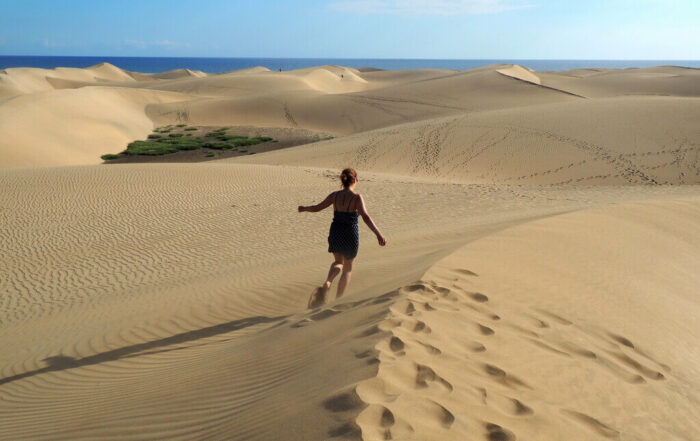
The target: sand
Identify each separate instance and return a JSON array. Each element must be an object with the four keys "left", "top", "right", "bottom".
[{"left": 0, "top": 62, "right": 698, "bottom": 441}]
